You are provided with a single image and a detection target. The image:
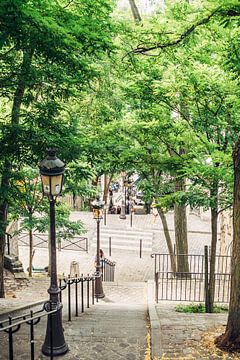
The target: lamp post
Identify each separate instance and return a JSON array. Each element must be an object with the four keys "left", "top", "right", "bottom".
[
  {"left": 39, "top": 149, "right": 68, "bottom": 357},
  {"left": 119, "top": 171, "right": 126, "bottom": 219},
  {"left": 92, "top": 197, "right": 105, "bottom": 299}
]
